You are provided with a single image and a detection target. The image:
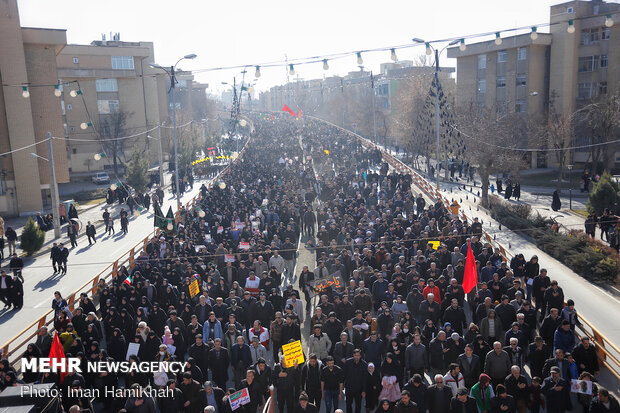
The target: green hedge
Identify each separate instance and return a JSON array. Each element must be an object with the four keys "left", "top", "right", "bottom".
[{"left": 488, "top": 197, "right": 619, "bottom": 284}]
